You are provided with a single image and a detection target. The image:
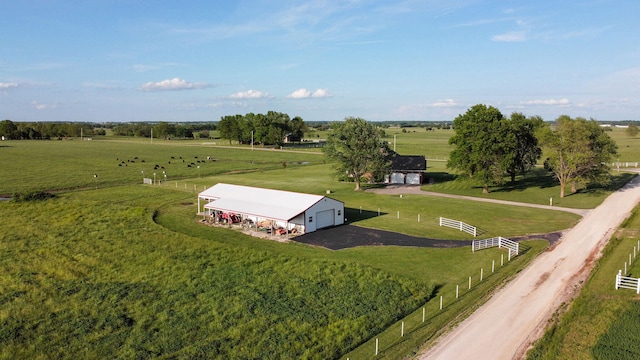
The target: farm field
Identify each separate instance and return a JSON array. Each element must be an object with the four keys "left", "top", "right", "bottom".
[{"left": 0, "top": 127, "right": 638, "bottom": 359}]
